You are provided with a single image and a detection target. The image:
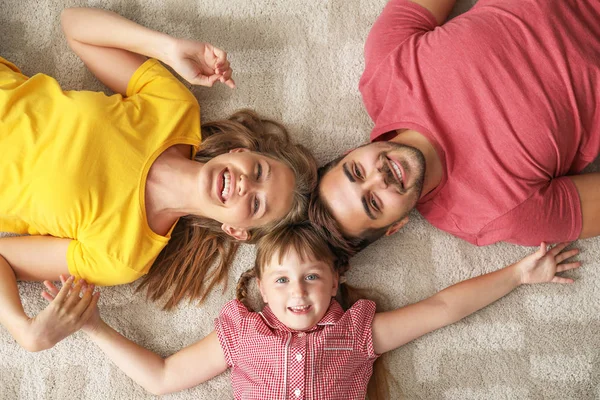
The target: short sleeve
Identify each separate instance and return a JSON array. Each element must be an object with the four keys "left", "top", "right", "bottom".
[
  {"left": 477, "top": 177, "right": 582, "bottom": 246},
  {"left": 348, "top": 300, "right": 378, "bottom": 359},
  {"left": 364, "top": 0, "right": 438, "bottom": 70},
  {"left": 67, "top": 240, "right": 144, "bottom": 286},
  {"left": 126, "top": 58, "right": 198, "bottom": 104},
  {"left": 214, "top": 300, "right": 250, "bottom": 368}
]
